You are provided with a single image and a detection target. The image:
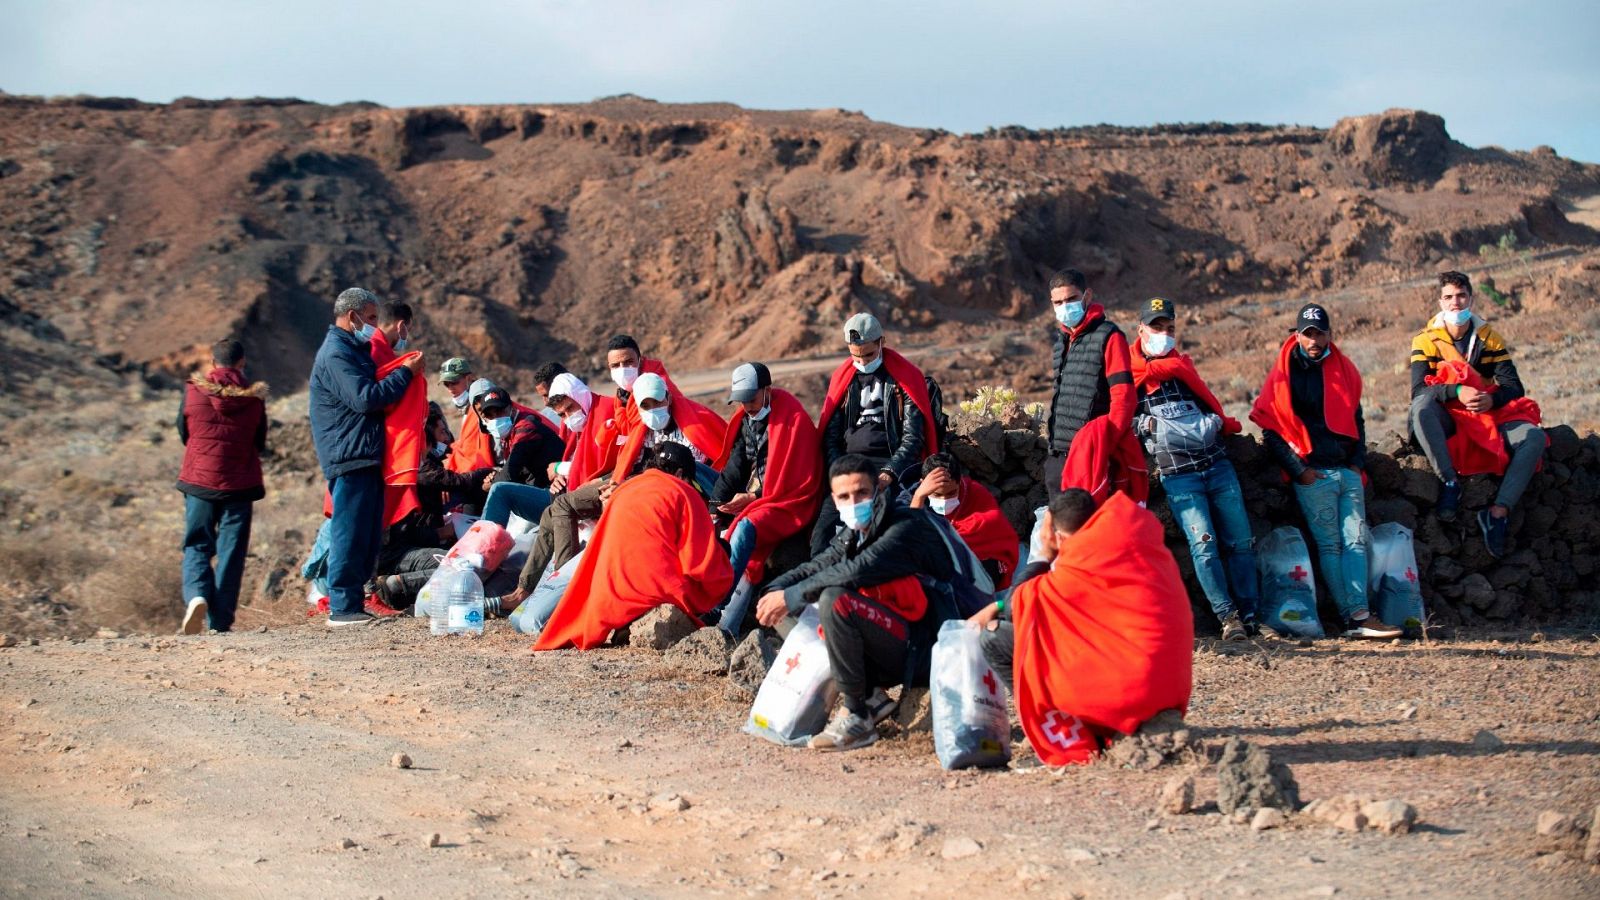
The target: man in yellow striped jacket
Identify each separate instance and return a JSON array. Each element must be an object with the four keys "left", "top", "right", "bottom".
[{"left": 1408, "top": 271, "right": 1544, "bottom": 558}]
